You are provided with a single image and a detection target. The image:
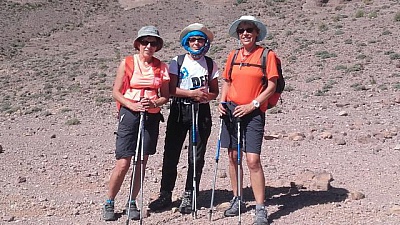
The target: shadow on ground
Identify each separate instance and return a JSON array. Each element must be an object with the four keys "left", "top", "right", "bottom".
[{"left": 199, "top": 186, "right": 349, "bottom": 223}]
